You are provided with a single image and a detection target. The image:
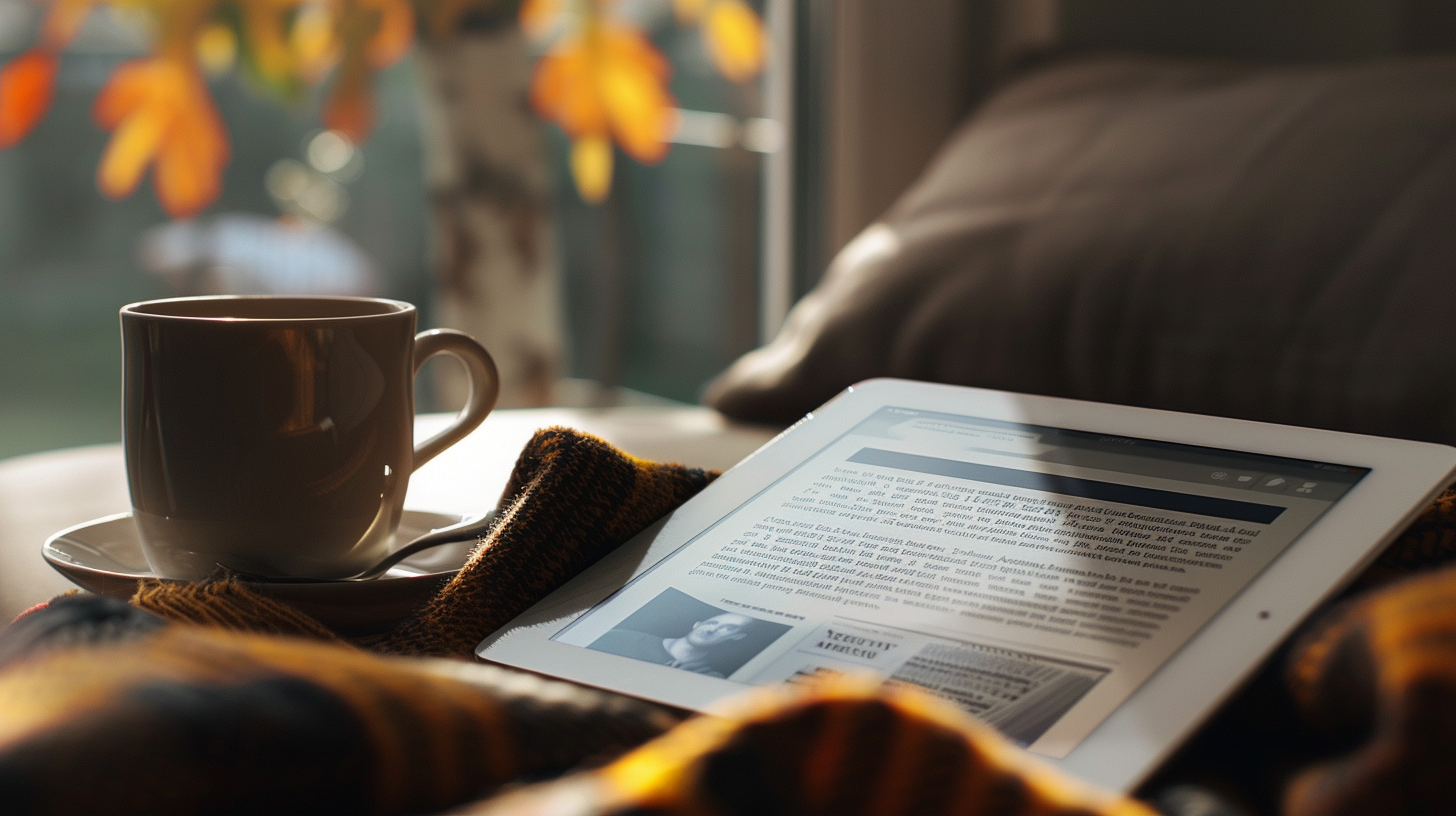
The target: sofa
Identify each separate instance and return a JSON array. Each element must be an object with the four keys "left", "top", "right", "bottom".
[{"left": 706, "top": 53, "right": 1456, "bottom": 450}]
